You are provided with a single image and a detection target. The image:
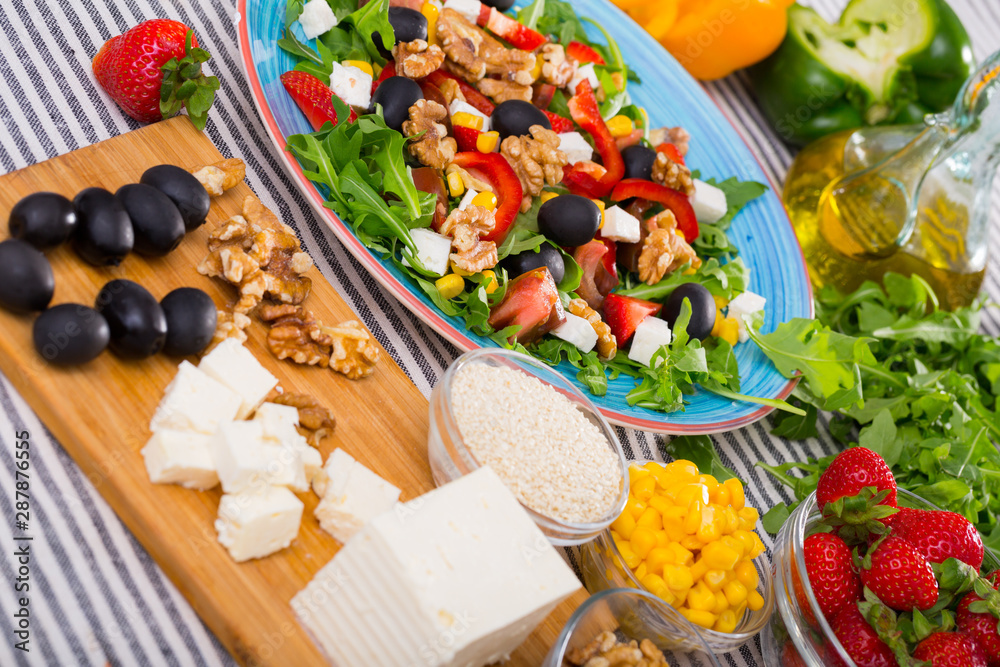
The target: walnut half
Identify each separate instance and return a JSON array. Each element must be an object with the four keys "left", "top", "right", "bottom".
[
  {"left": 393, "top": 39, "right": 446, "bottom": 79},
  {"left": 403, "top": 99, "right": 457, "bottom": 170},
  {"left": 259, "top": 304, "right": 332, "bottom": 367},
  {"left": 440, "top": 204, "right": 498, "bottom": 273},
  {"left": 271, "top": 393, "right": 336, "bottom": 445},
  {"left": 652, "top": 151, "right": 694, "bottom": 196},
  {"left": 189, "top": 158, "right": 246, "bottom": 196},
  {"left": 500, "top": 124, "right": 568, "bottom": 212},
  {"left": 637, "top": 210, "right": 701, "bottom": 285},
  {"left": 323, "top": 320, "right": 380, "bottom": 380}
]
